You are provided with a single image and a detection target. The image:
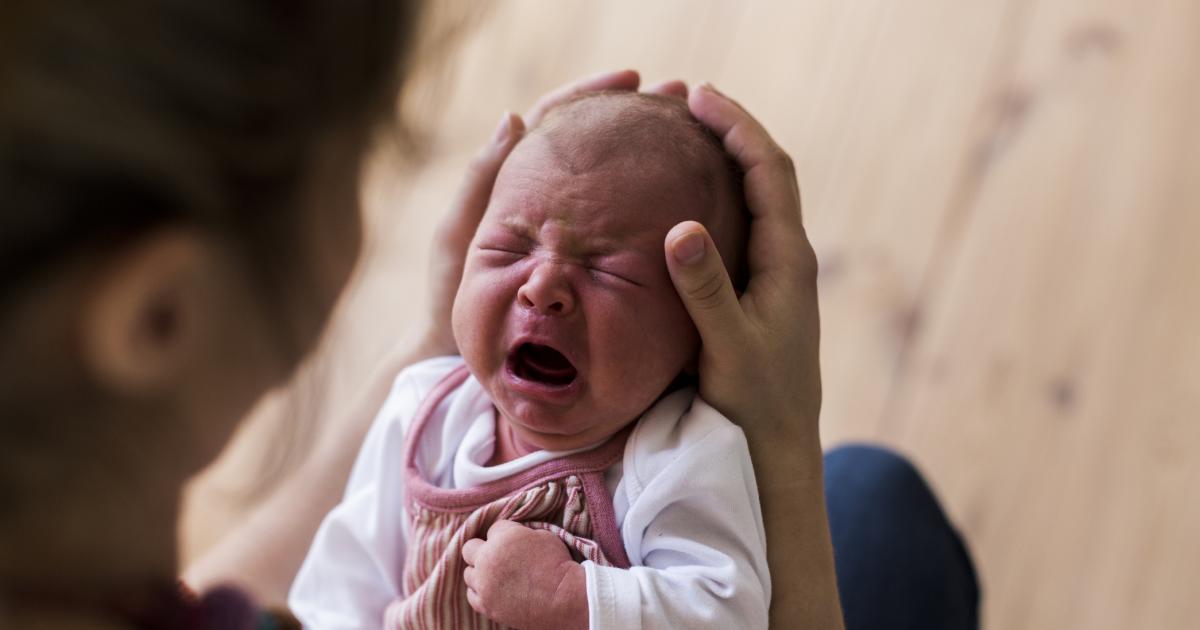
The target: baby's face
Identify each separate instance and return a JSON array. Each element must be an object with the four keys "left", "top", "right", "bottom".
[{"left": 452, "top": 135, "right": 708, "bottom": 452}]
